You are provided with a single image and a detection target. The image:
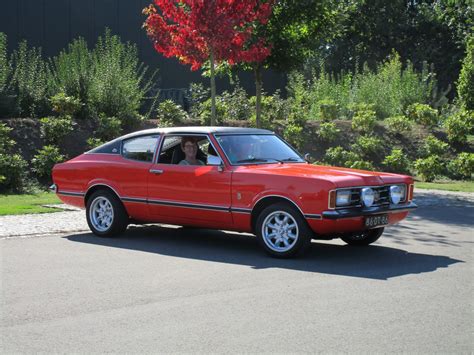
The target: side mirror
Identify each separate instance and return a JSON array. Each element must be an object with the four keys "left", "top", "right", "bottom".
[{"left": 304, "top": 153, "right": 311, "bottom": 162}]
